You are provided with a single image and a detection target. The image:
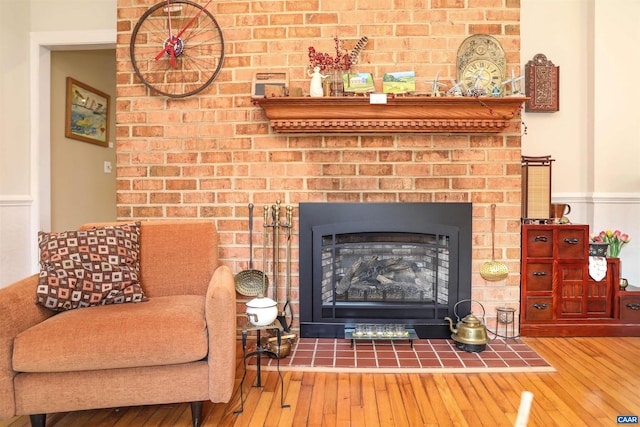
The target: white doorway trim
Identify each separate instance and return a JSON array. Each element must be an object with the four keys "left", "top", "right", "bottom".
[{"left": 28, "top": 30, "right": 116, "bottom": 270}]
